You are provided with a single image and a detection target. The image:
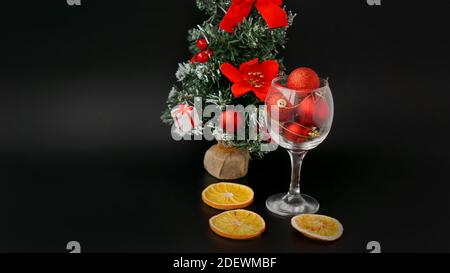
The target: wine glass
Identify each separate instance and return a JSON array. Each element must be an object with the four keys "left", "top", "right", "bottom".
[{"left": 264, "top": 76, "right": 334, "bottom": 216}]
